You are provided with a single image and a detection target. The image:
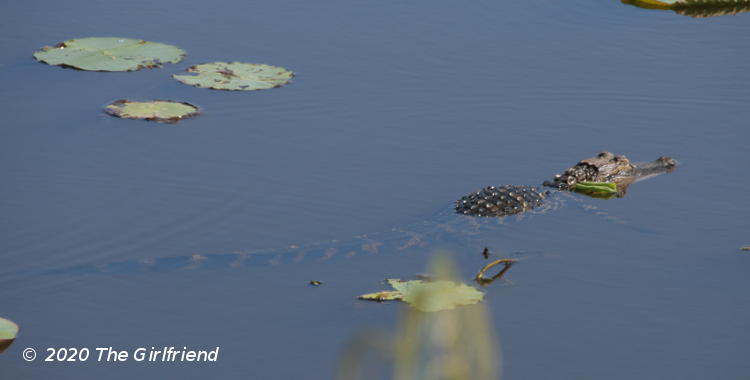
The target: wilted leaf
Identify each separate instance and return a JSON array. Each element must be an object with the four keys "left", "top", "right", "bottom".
[
  {"left": 33, "top": 37, "right": 185, "bottom": 72},
  {"left": 104, "top": 99, "right": 200, "bottom": 123},
  {"left": 359, "top": 279, "right": 484, "bottom": 312},
  {"left": 173, "top": 62, "right": 294, "bottom": 91},
  {"left": 358, "top": 290, "right": 403, "bottom": 301},
  {"left": 0, "top": 317, "right": 18, "bottom": 353}
]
